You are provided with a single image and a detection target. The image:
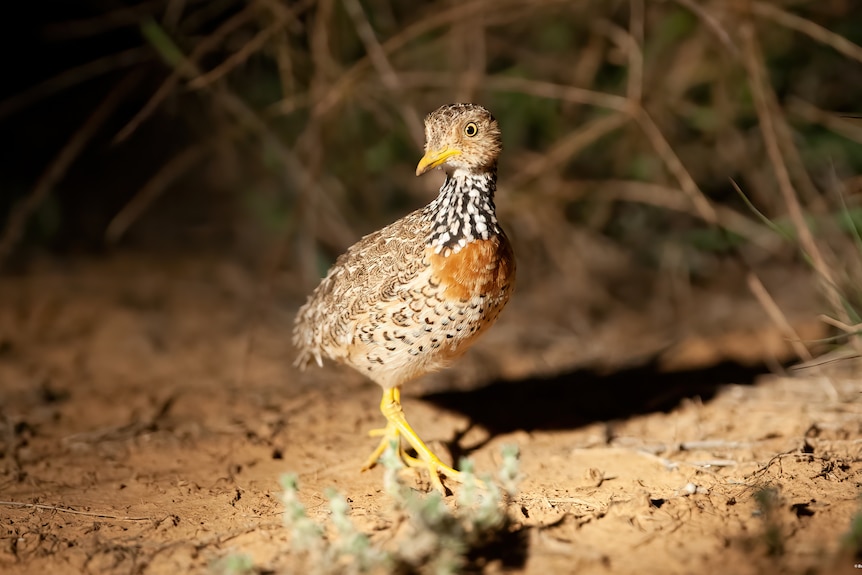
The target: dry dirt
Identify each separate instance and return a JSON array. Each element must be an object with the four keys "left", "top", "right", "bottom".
[{"left": 0, "top": 254, "right": 860, "bottom": 574}]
